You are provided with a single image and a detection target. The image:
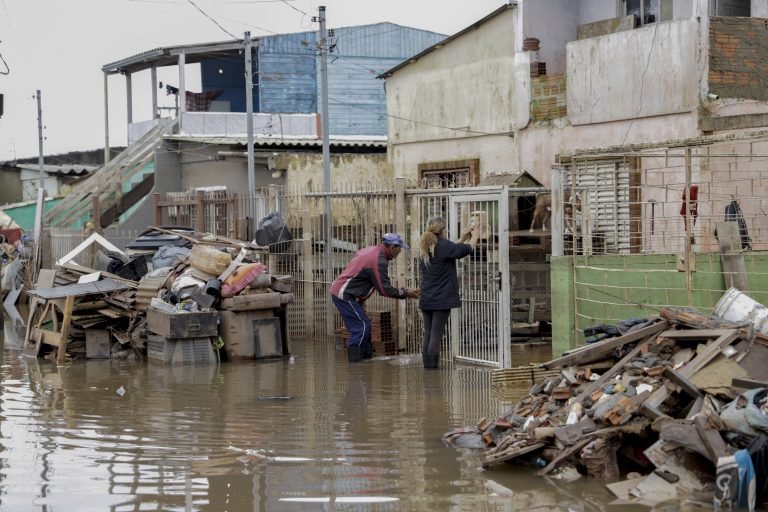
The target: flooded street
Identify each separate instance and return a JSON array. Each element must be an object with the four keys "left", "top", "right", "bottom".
[{"left": 0, "top": 322, "right": 625, "bottom": 511}]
